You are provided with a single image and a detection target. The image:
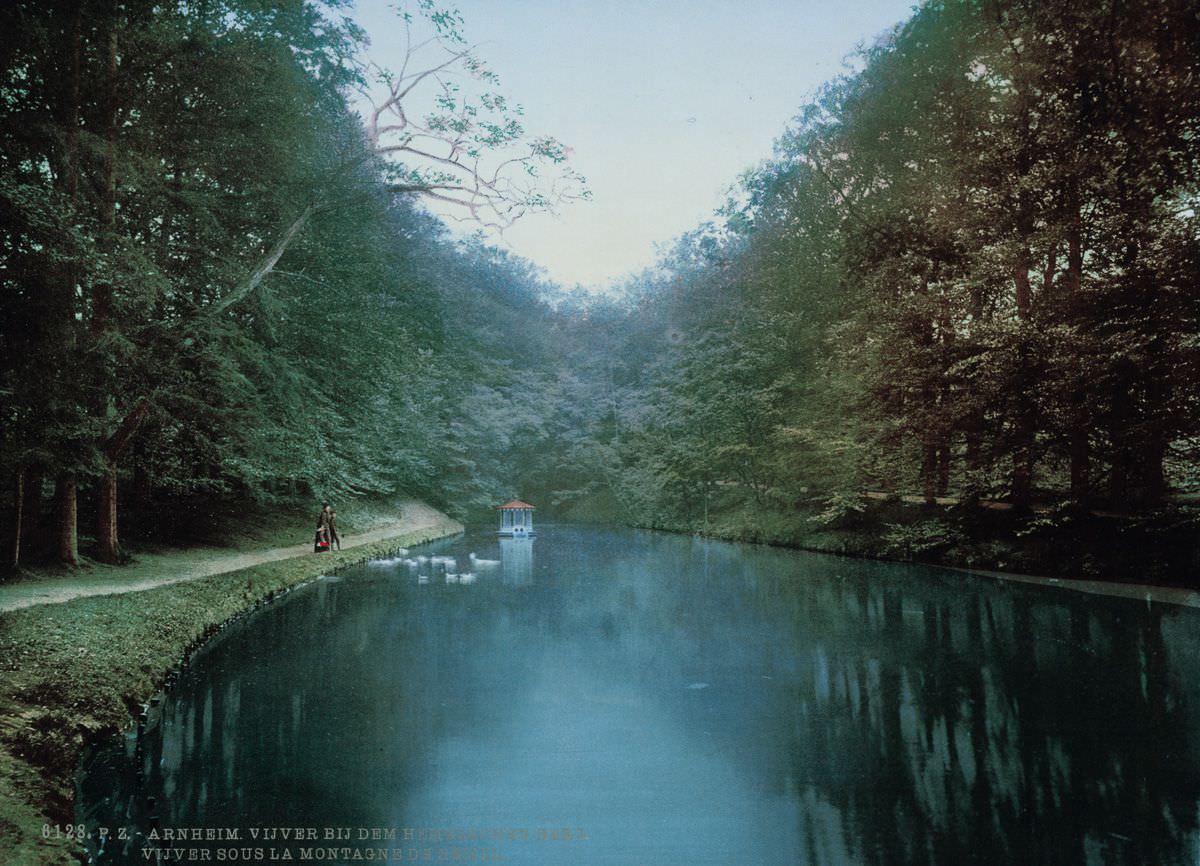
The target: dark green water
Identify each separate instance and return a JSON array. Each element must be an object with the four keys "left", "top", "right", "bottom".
[{"left": 79, "top": 526, "right": 1200, "bottom": 865}]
